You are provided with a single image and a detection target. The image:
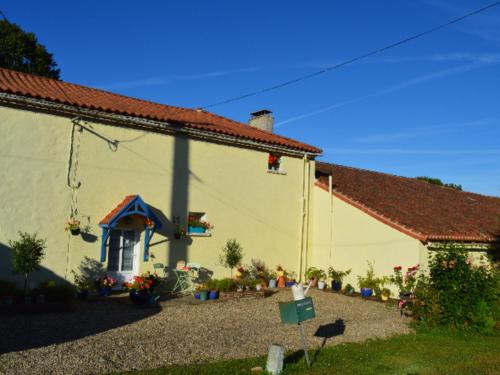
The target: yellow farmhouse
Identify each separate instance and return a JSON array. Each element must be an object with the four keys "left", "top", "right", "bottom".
[
  {"left": 1, "top": 68, "right": 499, "bottom": 289},
  {"left": 0, "top": 68, "right": 321, "bottom": 287}
]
